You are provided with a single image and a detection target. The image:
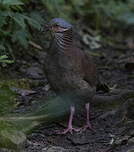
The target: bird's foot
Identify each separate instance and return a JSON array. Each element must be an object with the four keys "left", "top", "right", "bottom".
[
  {"left": 82, "top": 122, "right": 95, "bottom": 132},
  {"left": 57, "top": 127, "right": 81, "bottom": 135},
  {"left": 81, "top": 103, "right": 95, "bottom": 132}
]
